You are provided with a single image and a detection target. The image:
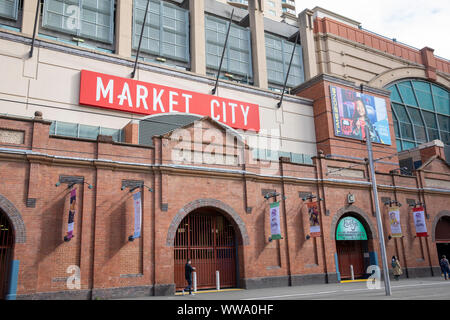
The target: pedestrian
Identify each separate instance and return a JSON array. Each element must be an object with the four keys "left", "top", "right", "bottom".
[
  {"left": 440, "top": 255, "right": 450, "bottom": 280},
  {"left": 391, "top": 256, "right": 402, "bottom": 281},
  {"left": 182, "top": 258, "right": 196, "bottom": 296}
]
